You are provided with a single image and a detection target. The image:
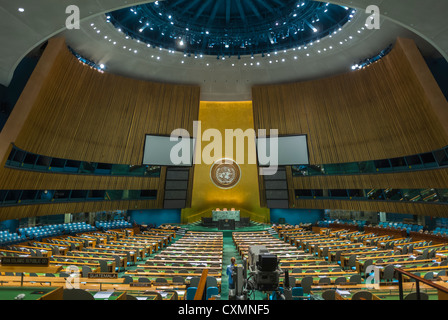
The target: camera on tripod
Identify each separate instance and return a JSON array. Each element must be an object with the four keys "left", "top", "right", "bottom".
[
  {"left": 229, "top": 245, "right": 285, "bottom": 300},
  {"left": 247, "top": 245, "right": 281, "bottom": 292}
]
